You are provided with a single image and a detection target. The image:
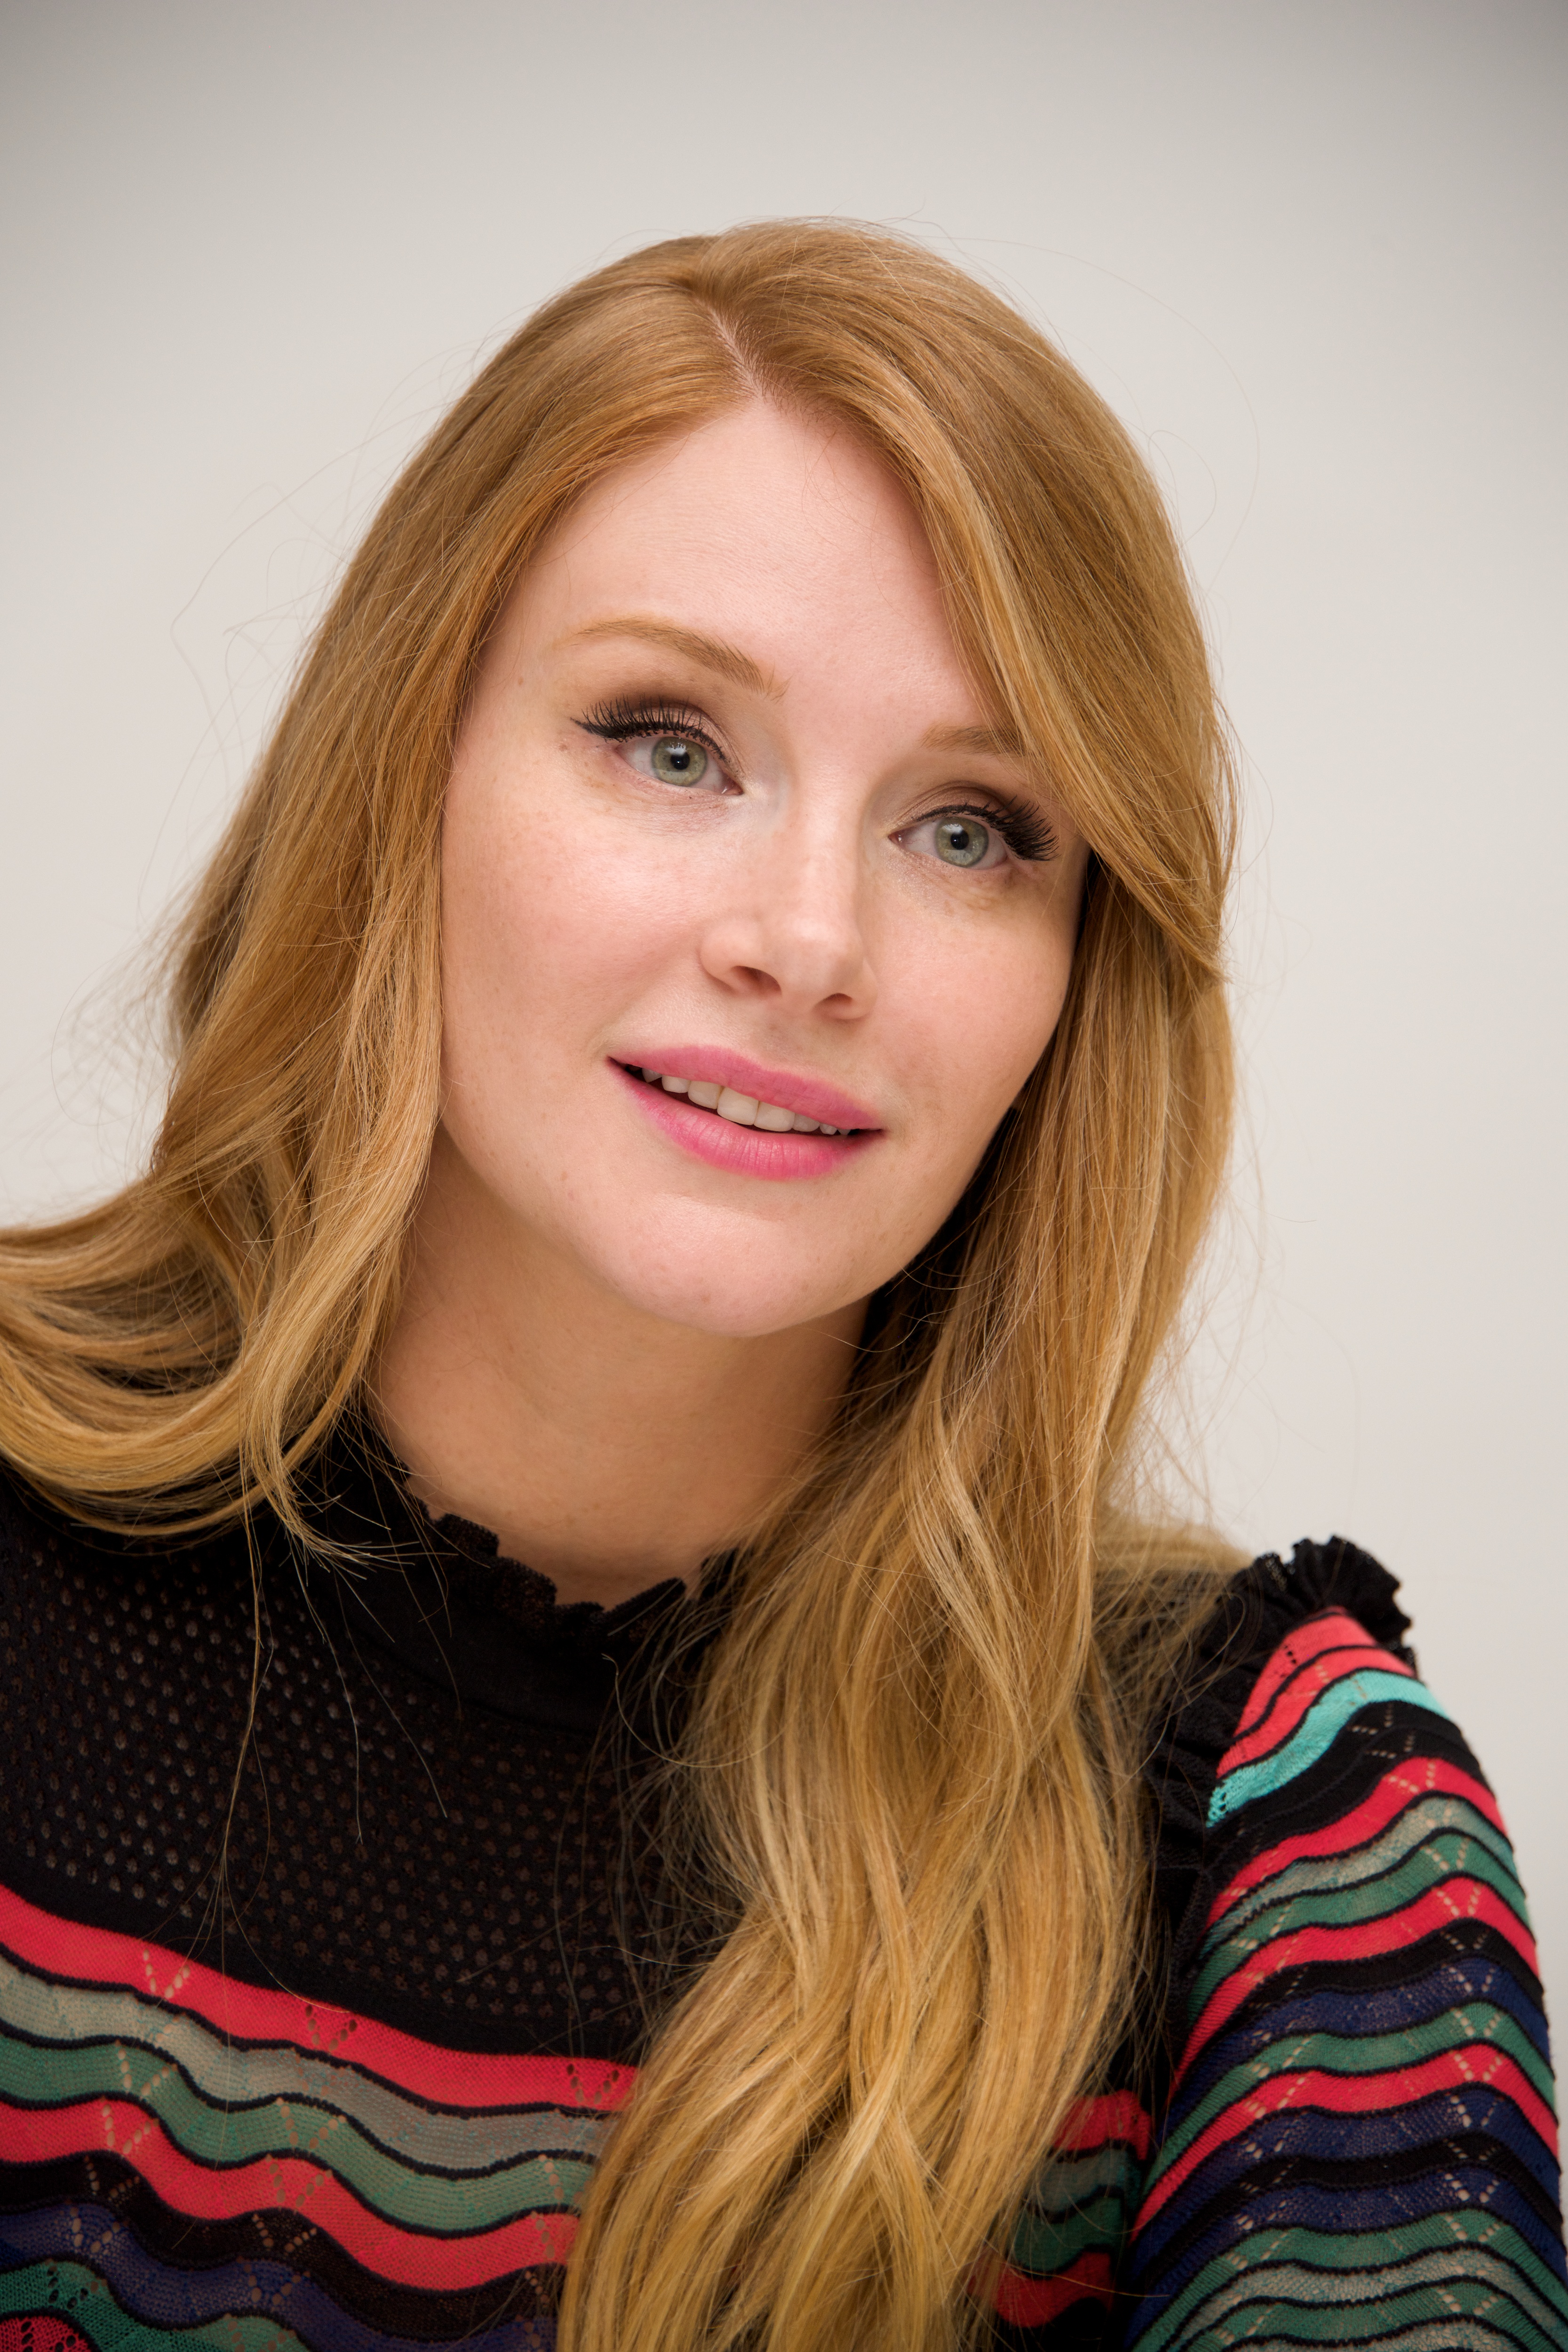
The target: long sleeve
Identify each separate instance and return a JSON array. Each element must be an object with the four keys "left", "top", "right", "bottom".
[{"left": 1122, "top": 1597, "right": 1568, "bottom": 2350}]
